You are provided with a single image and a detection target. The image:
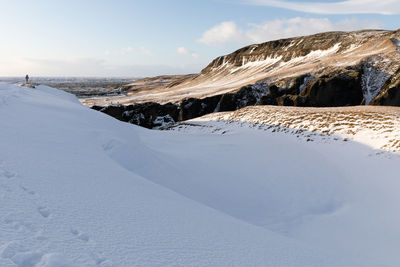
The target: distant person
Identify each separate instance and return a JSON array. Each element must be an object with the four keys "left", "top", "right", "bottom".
[{"left": 25, "top": 74, "right": 29, "bottom": 84}]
